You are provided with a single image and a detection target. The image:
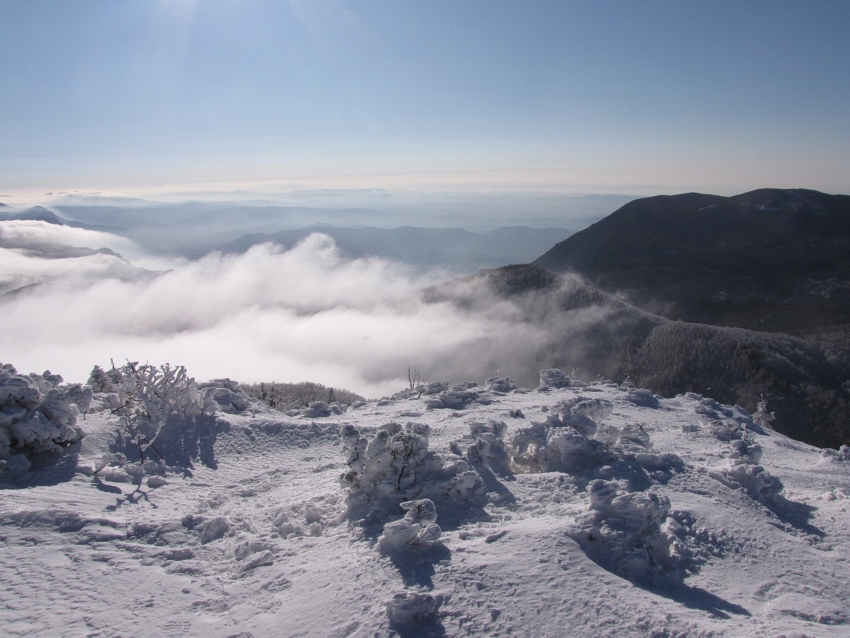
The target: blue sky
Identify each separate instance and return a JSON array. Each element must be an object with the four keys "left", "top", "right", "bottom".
[{"left": 1, "top": 0, "right": 849, "bottom": 199}]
